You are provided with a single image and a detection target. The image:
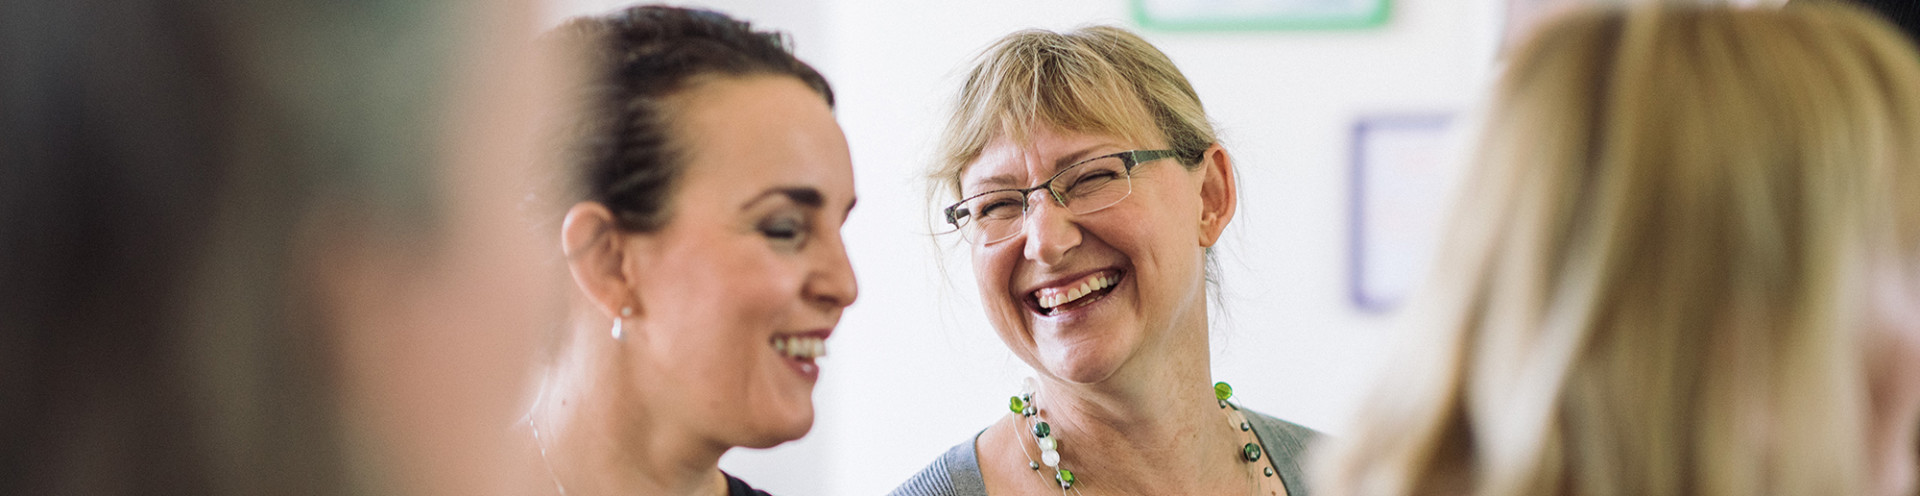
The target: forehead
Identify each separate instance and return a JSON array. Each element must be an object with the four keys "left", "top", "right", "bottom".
[
  {"left": 670, "top": 76, "right": 854, "bottom": 201},
  {"left": 960, "top": 128, "right": 1129, "bottom": 190}
]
